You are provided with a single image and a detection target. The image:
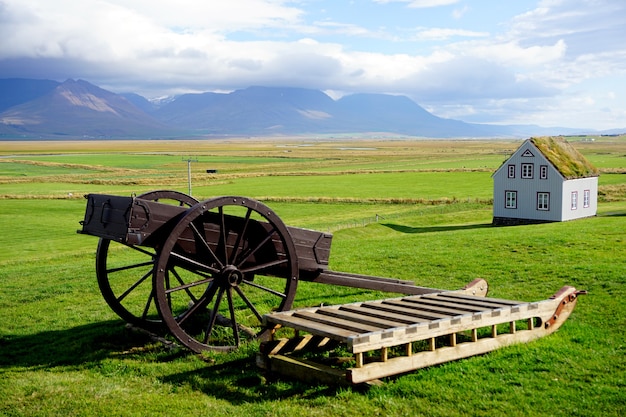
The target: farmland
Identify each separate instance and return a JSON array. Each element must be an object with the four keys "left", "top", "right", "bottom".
[{"left": 0, "top": 136, "right": 625, "bottom": 416}]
